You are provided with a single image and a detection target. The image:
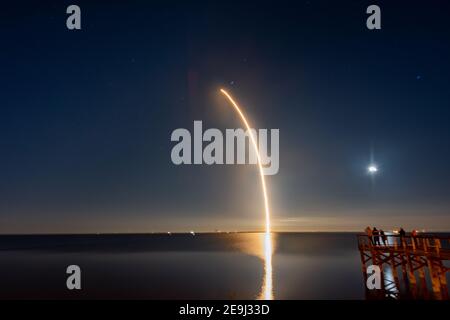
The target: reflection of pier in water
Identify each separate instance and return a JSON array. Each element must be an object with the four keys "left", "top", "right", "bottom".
[{"left": 358, "top": 234, "right": 450, "bottom": 300}]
